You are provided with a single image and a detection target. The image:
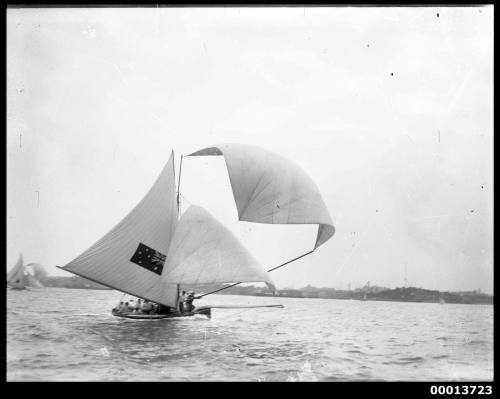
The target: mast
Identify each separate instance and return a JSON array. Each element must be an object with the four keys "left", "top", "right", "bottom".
[
  {"left": 177, "top": 154, "right": 183, "bottom": 216},
  {"left": 173, "top": 150, "right": 181, "bottom": 307}
]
